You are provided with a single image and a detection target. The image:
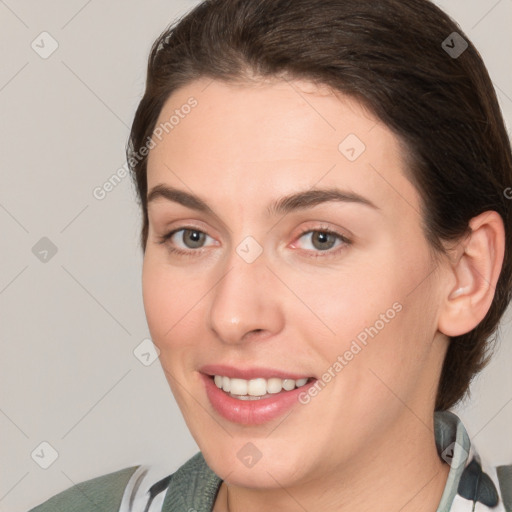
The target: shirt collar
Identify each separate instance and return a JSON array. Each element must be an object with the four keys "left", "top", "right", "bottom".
[{"left": 434, "top": 410, "right": 472, "bottom": 511}]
